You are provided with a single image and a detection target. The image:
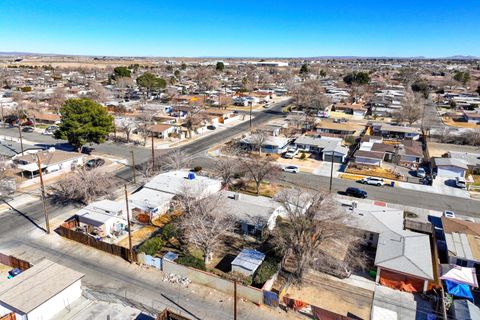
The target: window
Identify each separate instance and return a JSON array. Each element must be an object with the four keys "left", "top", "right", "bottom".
[{"left": 456, "top": 259, "right": 468, "bottom": 267}]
